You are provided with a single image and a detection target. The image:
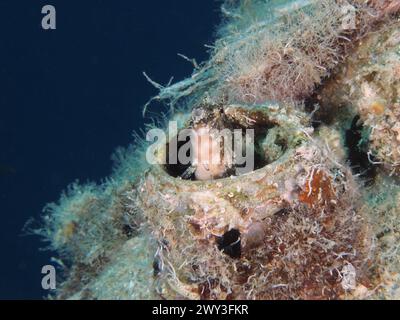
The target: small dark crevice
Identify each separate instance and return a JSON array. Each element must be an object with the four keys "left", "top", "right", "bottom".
[
  {"left": 273, "top": 208, "right": 290, "bottom": 218},
  {"left": 121, "top": 224, "right": 137, "bottom": 238},
  {"left": 153, "top": 257, "right": 161, "bottom": 277},
  {"left": 304, "top": 88, "right": 334, "bottom": 129},
  {"left": 304, "top": 100, "right": 324, "bottom": 129},
  {"left": 216, "top": 229, "right": 241, "bottom": 259},
  {"left": 345, "top": 115, "right": 378, "bottom": 184},
  {"left": 376, "top": 227, "right": 391, "bottom": 239}
]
